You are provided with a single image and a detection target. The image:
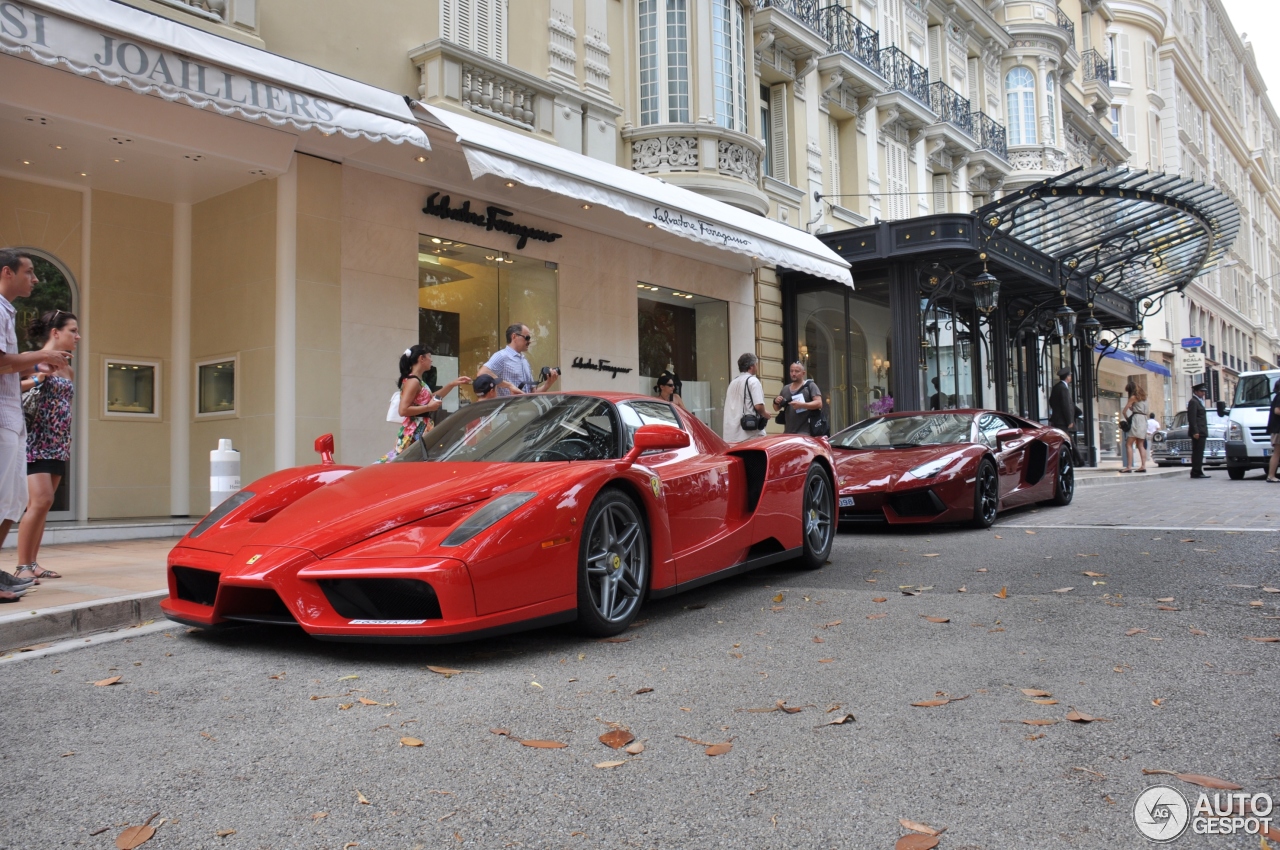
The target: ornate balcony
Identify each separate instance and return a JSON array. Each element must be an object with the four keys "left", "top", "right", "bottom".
[
  {"left": 412, "top": 40, "right": 560, "bottom": 137},
  {"left": 973, "top": 112, "right": 1008, "bottom": 161},
  {"left": 757, "top": 0, "right": 823, "bottom": 33},
  {"left": 622, "top": 124, "right": 768, "bottom": 215},
  {"left": 821, "top": 5, "right": 879, "bottom": 73},
  {"left": 816, "top": 4, "right": 886, "bottom": 104},
  {"left": 878, "top": 47, "right": 929, "bottom": 106},
  {"left": 1057, "top": 9, "right": 1076, "bottom": 48},
  {"left": 1081, "top": 48, "right": 1115, "bottom": 115},
  {"left": 929, "top": 81, "right": 973, "bottom": 137},
  {"left": 755, "top": 0, "right": 829, "bottom": 59}
]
